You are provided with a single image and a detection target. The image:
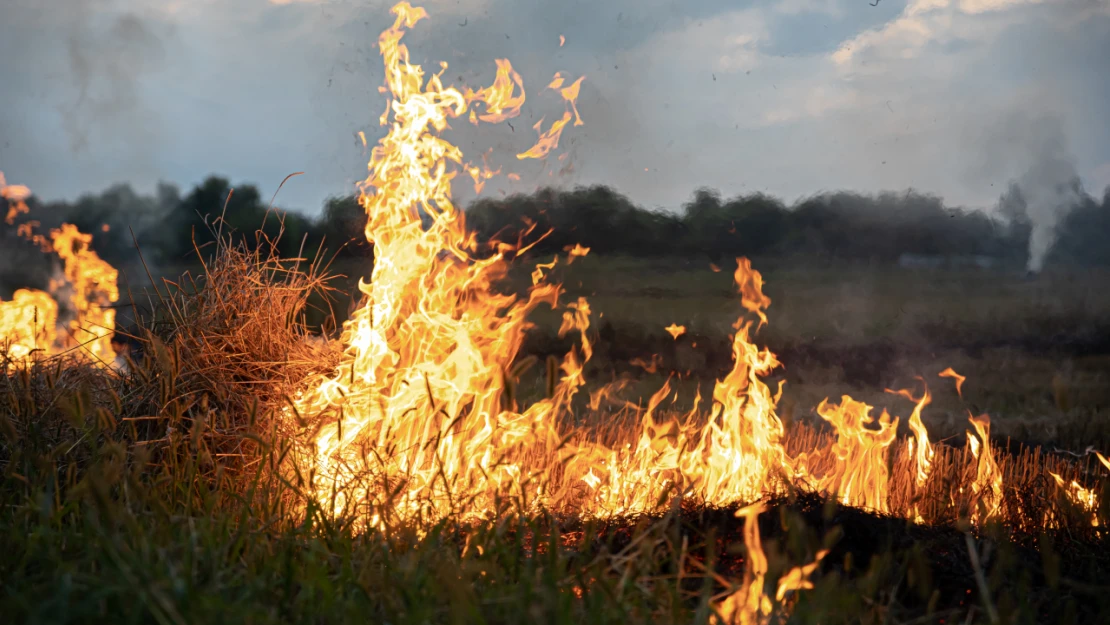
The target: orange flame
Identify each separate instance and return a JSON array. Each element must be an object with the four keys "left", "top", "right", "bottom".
[
  {"left": 0, "top": 174, "right": 119, "bottom": 366},
  {"left": 290, "top": 2, "right": 1072, "bottom": 542},
  {"left": 1, "top": 171, "right": 32, "bottom": 225},
  {"left": 1049, "top": 472, "right": 1099, "bottom": 527},
  {"left": 0, "top": 290, "right": 58, "bottom": 362},
  {"left": 564, "top": 243, "right": 589, "bottom": 264},
  {"left": 665, "top": 323, "right": 686, "bottom": 340},
  {"left": 465, "top": 58, "right": 526, "bottom": 124},
  {"left": 815, "top": 397, "right": 898, "bottom": 513},
  {"left": 516, "top": 75, "right": 584, "bottom": 160},
  {"left": 887, "top": 383, "right": 934, "bottom": 491},
  {"left": 939, "top": 367, "right": 966, "bottom": 397},
  {"left": 966, "top": 414, "right": 1002, "bottom": 525},
  {"left": 715, "top": 502, "right": 827, "bottom": 624},
  {"left": 49, "top": 224, "right": 119, "bottom": 362}
]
